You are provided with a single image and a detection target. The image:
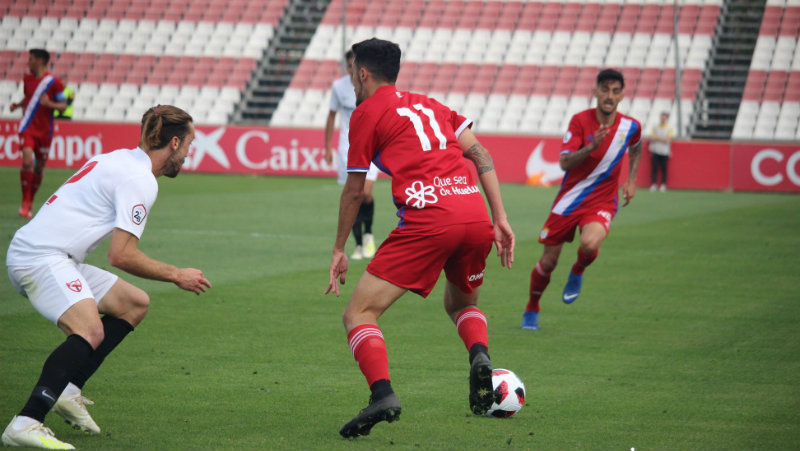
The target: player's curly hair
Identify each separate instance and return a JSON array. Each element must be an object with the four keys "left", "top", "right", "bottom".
[{"left": 140, "top": 105, "right": 193, "bottom": 151}]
